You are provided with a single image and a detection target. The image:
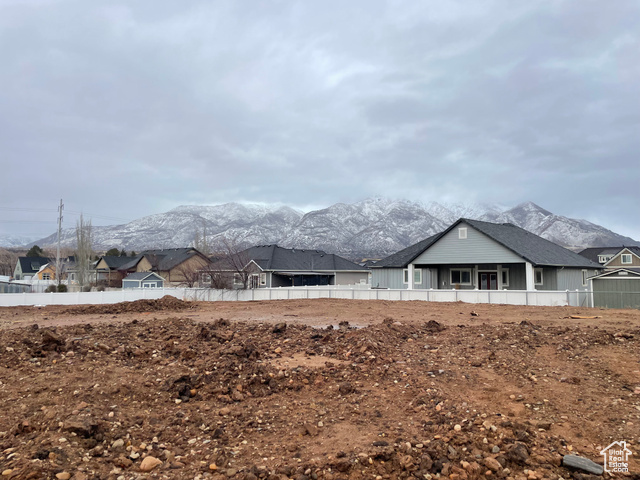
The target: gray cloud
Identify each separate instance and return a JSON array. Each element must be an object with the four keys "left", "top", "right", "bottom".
[{"left": 1, "top": 0, "right": 638, "bottom": 240}]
